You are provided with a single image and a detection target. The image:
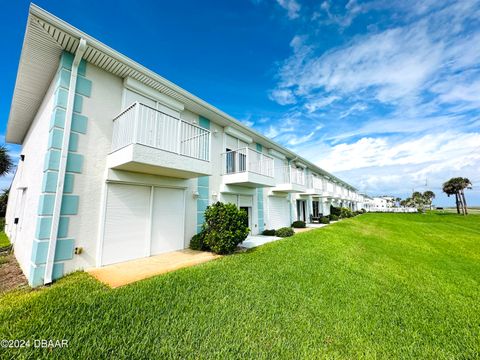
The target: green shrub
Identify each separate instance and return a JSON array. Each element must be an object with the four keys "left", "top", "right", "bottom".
[
  {"left": 275, "top": 227, "right": 294, "bottom": 238},
  {"left": 262, "top": 229, "right": 276, "bottom": 236},
  {"left": 329, "top": 214, "right": 339, "bottom": 221},
  {"left": 330, "top": 206, "right": 341, "bottom": 217},
  {"left": 340, "top": 207, "right": 353, "bottom": 218},
  {"left": 291, "top": 220, "right": 306, "bottom": 228},
  {"left": 360, "top": 208, "right": 366, "bottom": 213},
  {"left": 190, "top": 231, "right": 208, "bottom": 251},
  {"left": 320, "top": 216, "right": 330, "bottom": 224},
  {"left": 202, "top": 202, "right": 249, "bottom": 254}
]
